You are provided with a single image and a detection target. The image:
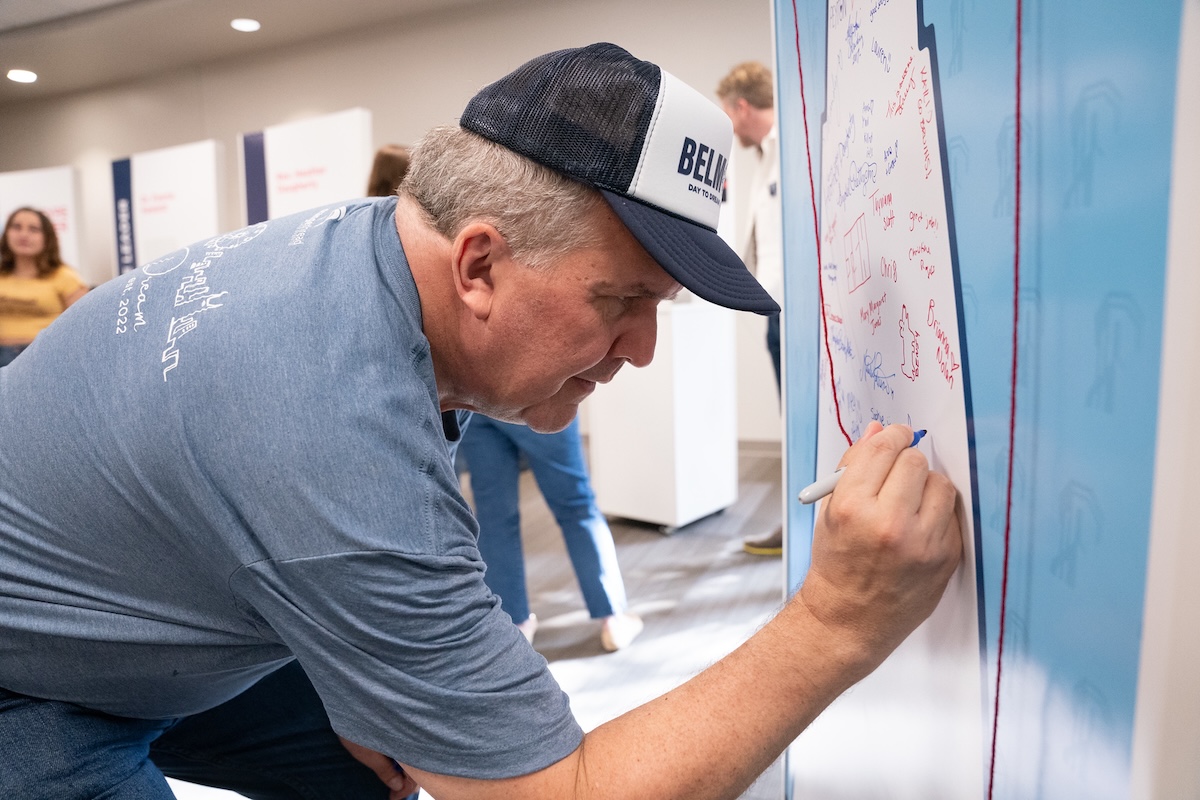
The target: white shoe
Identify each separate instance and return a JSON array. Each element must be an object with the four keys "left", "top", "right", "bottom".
[
  {"left": 517, "top": 613, "right": 538, "bottom": 644},
  {"left": 600, "top": 613, "right": 643, "bottom": 652}
]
